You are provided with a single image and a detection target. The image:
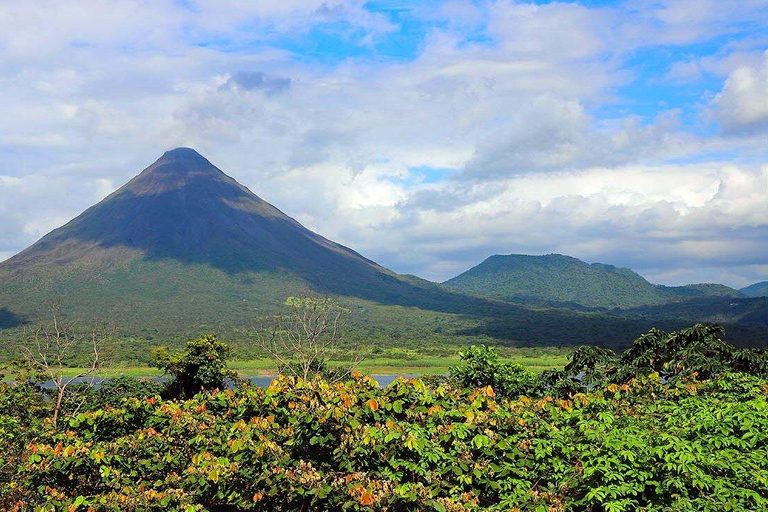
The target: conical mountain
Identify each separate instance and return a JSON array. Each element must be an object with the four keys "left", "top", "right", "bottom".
[
  {"left": 0, "top": 148, "right": 512, "bottom": 337},
  {"left": 3, "top": 147, "right": 394, "bottom": 288}
]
